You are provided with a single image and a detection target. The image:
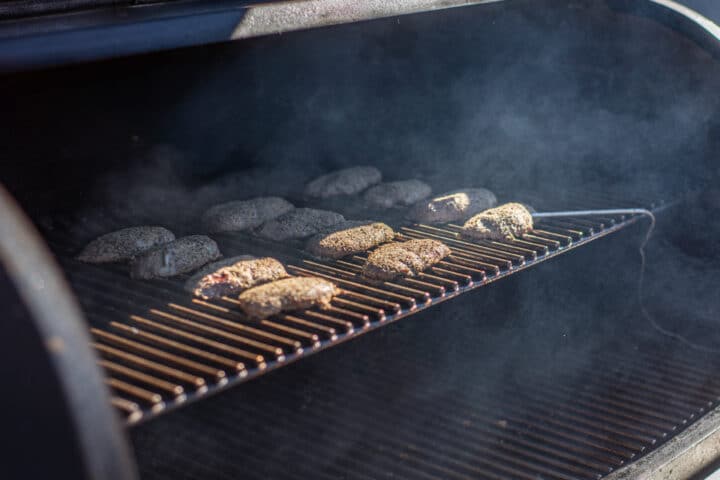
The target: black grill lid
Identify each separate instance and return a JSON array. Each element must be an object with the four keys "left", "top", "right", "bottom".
[{"left": 0, "top": 1, "right": 718, "bottom": 74}]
